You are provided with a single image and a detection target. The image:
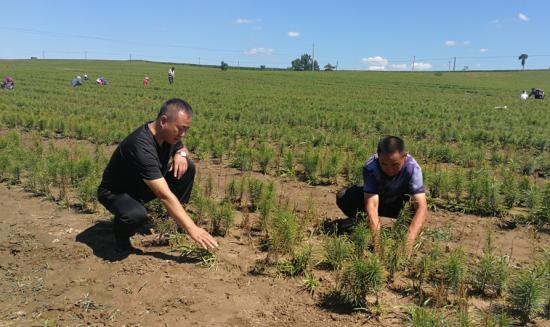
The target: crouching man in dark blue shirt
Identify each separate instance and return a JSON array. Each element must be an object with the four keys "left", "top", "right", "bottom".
[{"left": 336, "top": 136, "right": 428, "bottom": 256}]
